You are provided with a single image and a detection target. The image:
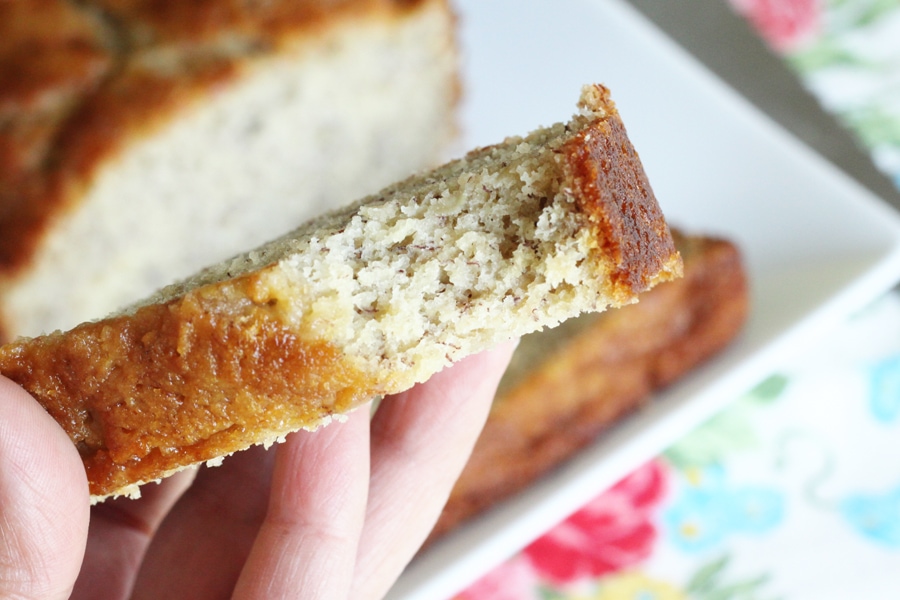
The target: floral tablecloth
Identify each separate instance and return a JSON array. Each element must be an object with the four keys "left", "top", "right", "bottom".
[{"left": 455, "top": 1, "right": 900, "bottom": 598}]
